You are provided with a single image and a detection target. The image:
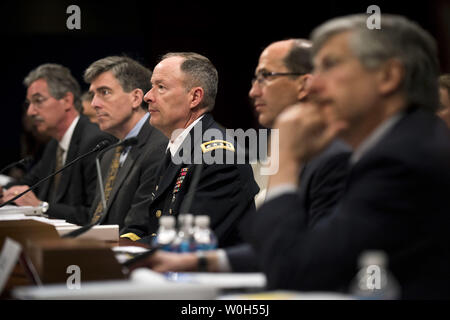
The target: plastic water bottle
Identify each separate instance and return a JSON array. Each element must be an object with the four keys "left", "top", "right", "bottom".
[
  {"left": 172, "top": 213, "right": 196, "bottom": 252},
  {"left": 349, "top": 250, "right": 401, "bottom": 300},
  {"left": 193, "top": 215, "right": 217, "bottom": 251},
  {"left": 152, "top": 216, "right": 177, "bottom": 251}
]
